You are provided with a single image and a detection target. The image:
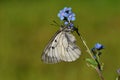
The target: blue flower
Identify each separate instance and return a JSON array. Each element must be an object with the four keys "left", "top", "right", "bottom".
[
  {"left": 69, "top": 23, "right": 74, "bottom": 27},
  {"left": 63, "top": 7, "right": 72, "bottom": 13},
  {"left": 64, "top": 21, "right": 74, "bottom": 29},
  {"left": 64, "top": 21, "right": 69, "bottom": 25},
  {"left": 57, "top": 10, "right": 68, "bottom": 20},
  {"left": 95, "top": 43, "right": 104, "bottom": 50},
  {"left": 68, "top": 13, "right": 76, "bottom": 21},
  {"left": 57, "top": 7, "right": 76, "bottom": 22}
]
